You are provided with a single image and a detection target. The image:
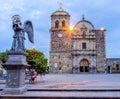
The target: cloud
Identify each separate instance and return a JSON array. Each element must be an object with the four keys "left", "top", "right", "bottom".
[
  {"left": 0, "top": 0, "right": 120, "bottom": 59},
  {"left": 30, "top": 10, "right": 43, "bottom": 19}
]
